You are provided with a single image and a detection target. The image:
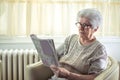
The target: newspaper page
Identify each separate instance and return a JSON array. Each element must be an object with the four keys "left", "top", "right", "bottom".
[{"left": 30, "top": 34, "right": 59, "bottom": 67}]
